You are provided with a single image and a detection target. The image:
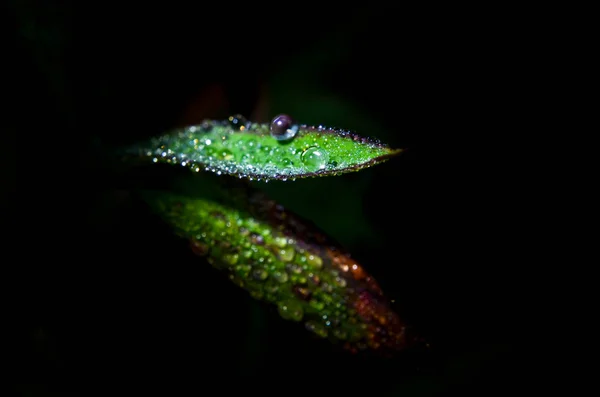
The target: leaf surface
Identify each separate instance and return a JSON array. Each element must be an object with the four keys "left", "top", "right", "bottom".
[{"left": 127, "top": 116, "right": 401, "bottom": 181}]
